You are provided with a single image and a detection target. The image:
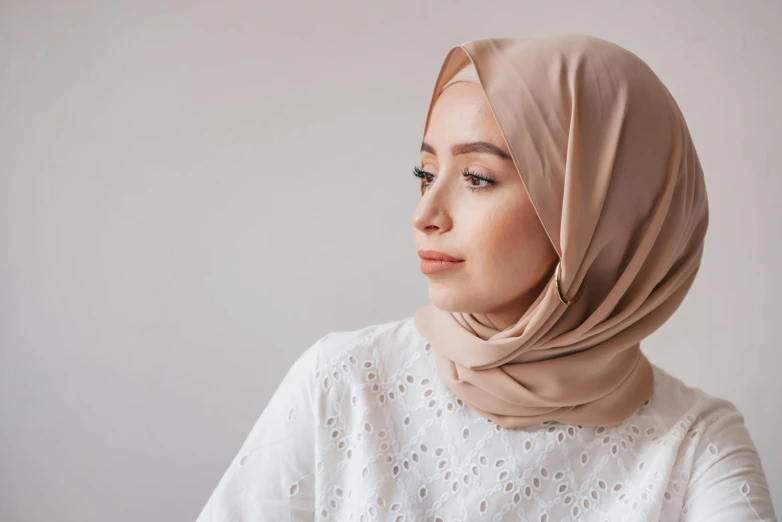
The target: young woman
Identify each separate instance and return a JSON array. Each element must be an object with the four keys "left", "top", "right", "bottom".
[{"left": 197, "top": 34, "right": 776, "bottom": 521}]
